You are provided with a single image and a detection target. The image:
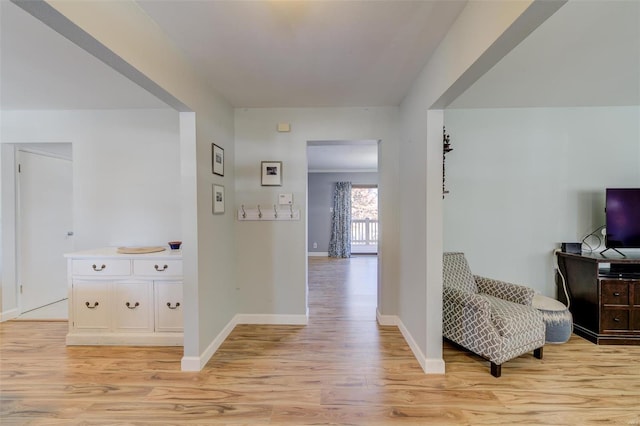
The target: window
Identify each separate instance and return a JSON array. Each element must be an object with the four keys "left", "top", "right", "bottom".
[{"left": 351, "top": 186, "right": 378, "bottom": 253}]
